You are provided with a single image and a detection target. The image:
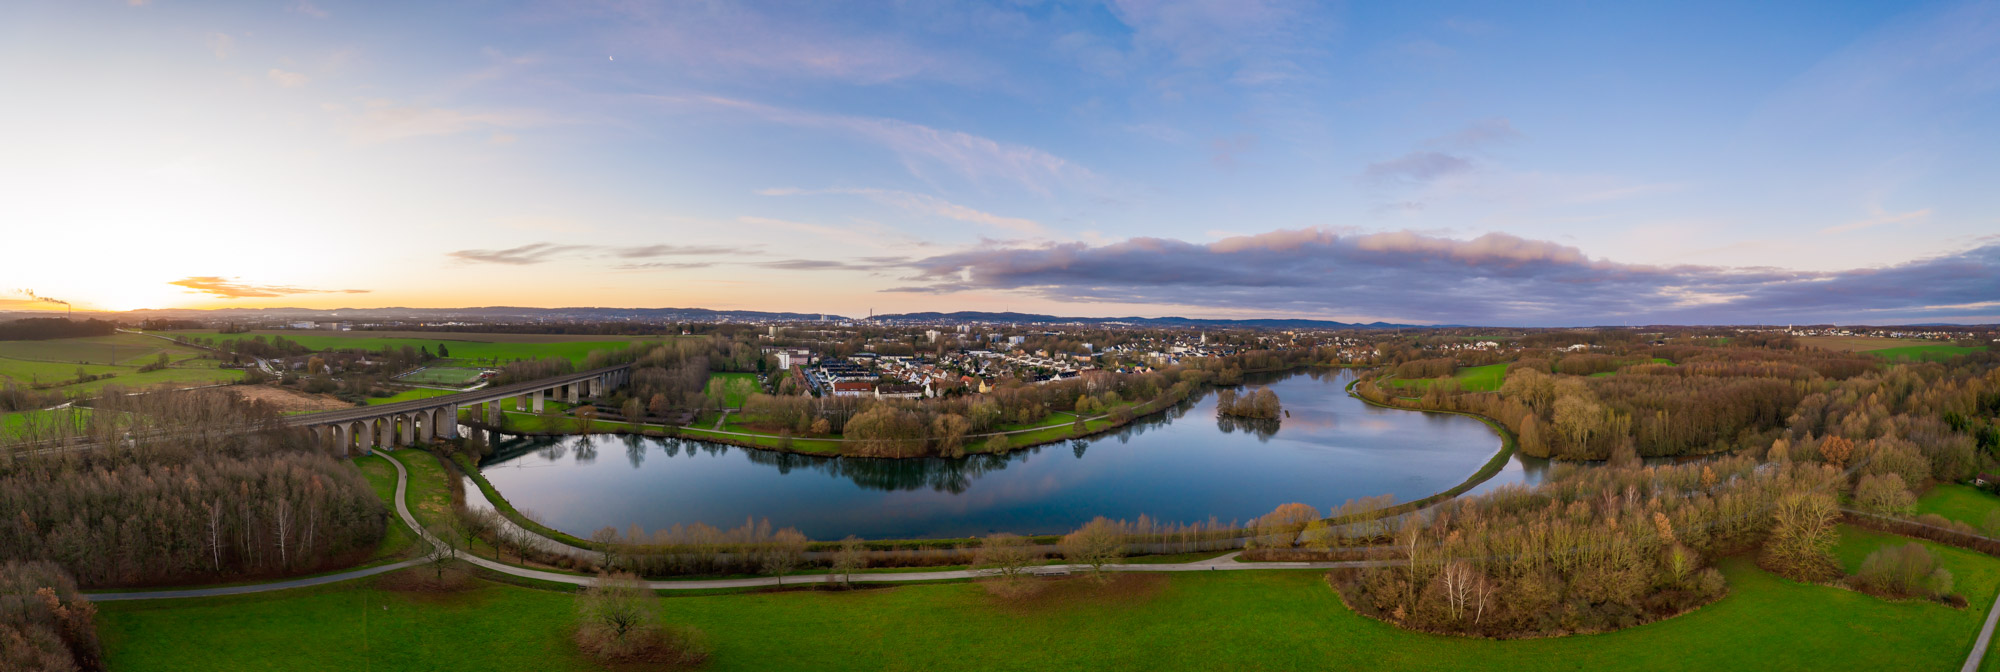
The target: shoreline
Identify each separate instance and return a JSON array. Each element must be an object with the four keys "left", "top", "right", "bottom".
[{"left": 455, "top": 364, "right": 1522, "bottom": 553}]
